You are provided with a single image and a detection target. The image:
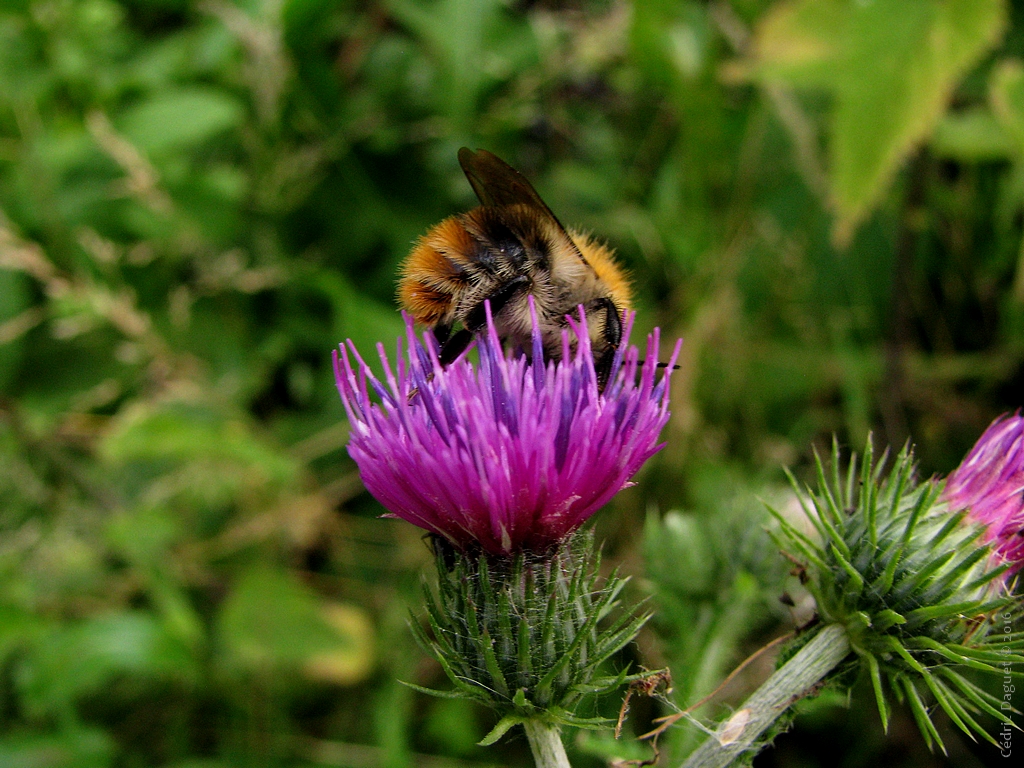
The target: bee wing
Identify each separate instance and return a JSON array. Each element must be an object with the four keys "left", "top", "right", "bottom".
[{"left": 458, "top": 148, "right": 576, "bottom": 238}]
